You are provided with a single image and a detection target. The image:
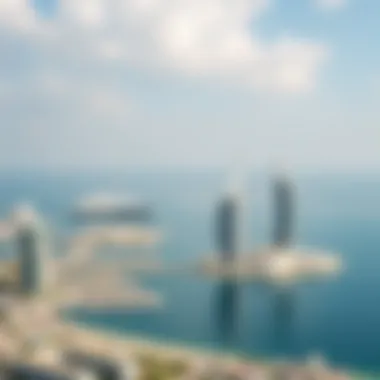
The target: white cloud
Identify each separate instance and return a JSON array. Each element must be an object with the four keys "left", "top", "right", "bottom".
[
  {"left": 315, "top": 0, "right": 347, "bottom": 11},
  {"left": 0, "top": 0, "right": 328, "bottom": 93},
  {"left": 1, "top": 0, "right": 363, "bottom": 172},
  {"left": 40, "top": 72, "right": 132, "bottom": 119},
  {"left": 62, "top": 0, "right": 108, "bottom": 29},
  {"left": 39, "top": 71, "right": 68, "bottom": 95},
  {"left": 89, "top": 89, "right": 133, "bottom": 117},
  {"left": 0, "top": 0, "right": 37, "bottom": 31}
]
